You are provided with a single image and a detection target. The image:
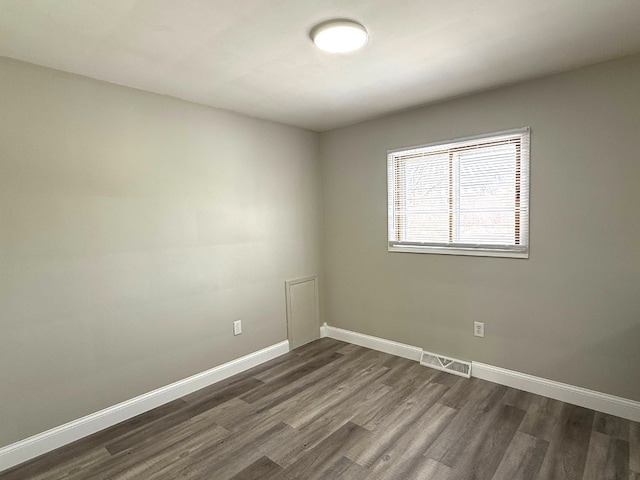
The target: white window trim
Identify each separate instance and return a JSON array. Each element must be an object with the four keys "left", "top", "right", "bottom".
[
  {"left": 388, "top": 244, "right": 529, "bottom": 259},
  {"left": 387, "top": 127, "right": 530, "bottom": 259}
]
